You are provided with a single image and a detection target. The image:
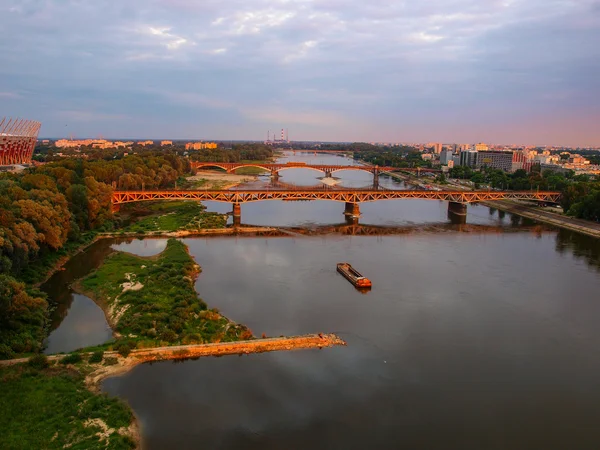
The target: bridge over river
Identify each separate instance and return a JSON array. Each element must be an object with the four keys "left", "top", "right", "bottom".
[
  {"left": 112, "top": 188, "right": 561, "bottom": 224},
  {"left": 190, "top": 161, "right": 440, "bottom": 187}
]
